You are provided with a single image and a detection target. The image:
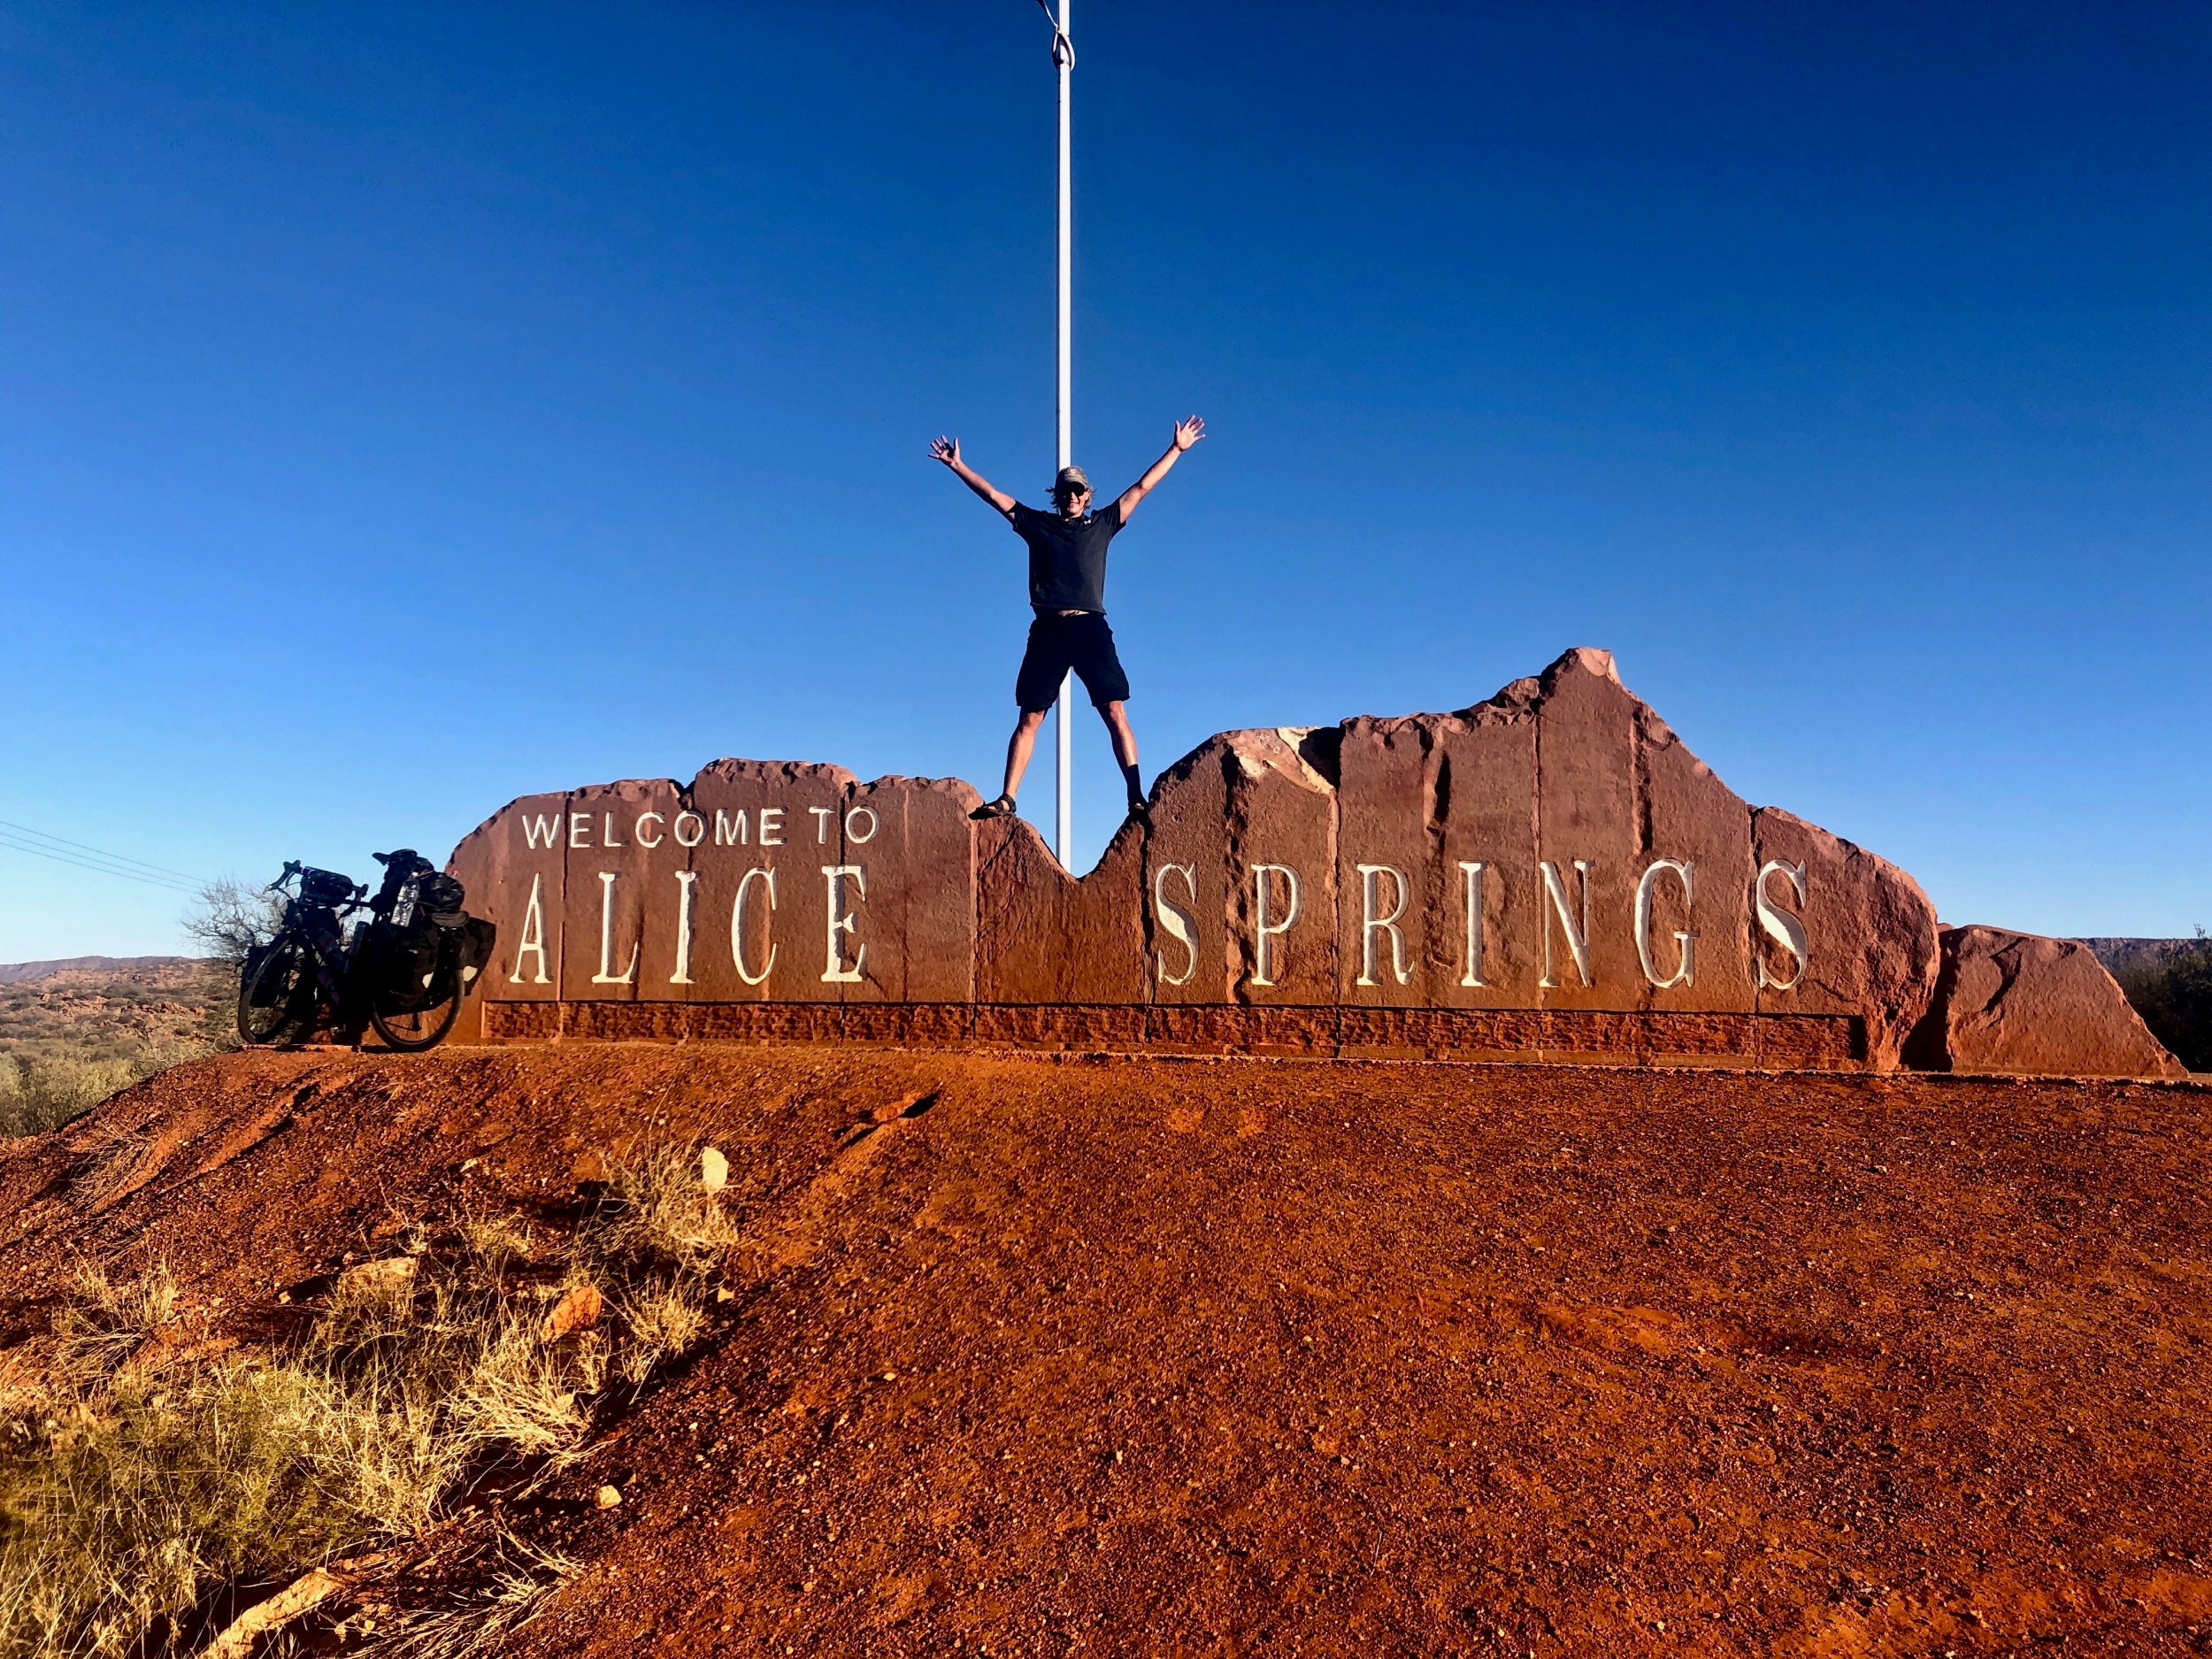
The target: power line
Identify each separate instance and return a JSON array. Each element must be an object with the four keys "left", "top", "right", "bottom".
[
  {"left": 0, "top": 823, "right": 205, "bottom": 895},
  {"left": 0, "top": 833, "right": 203, "bottom": 894},
  {"left": 0, "top": 818, "right": 203, "bottom": 882}
]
